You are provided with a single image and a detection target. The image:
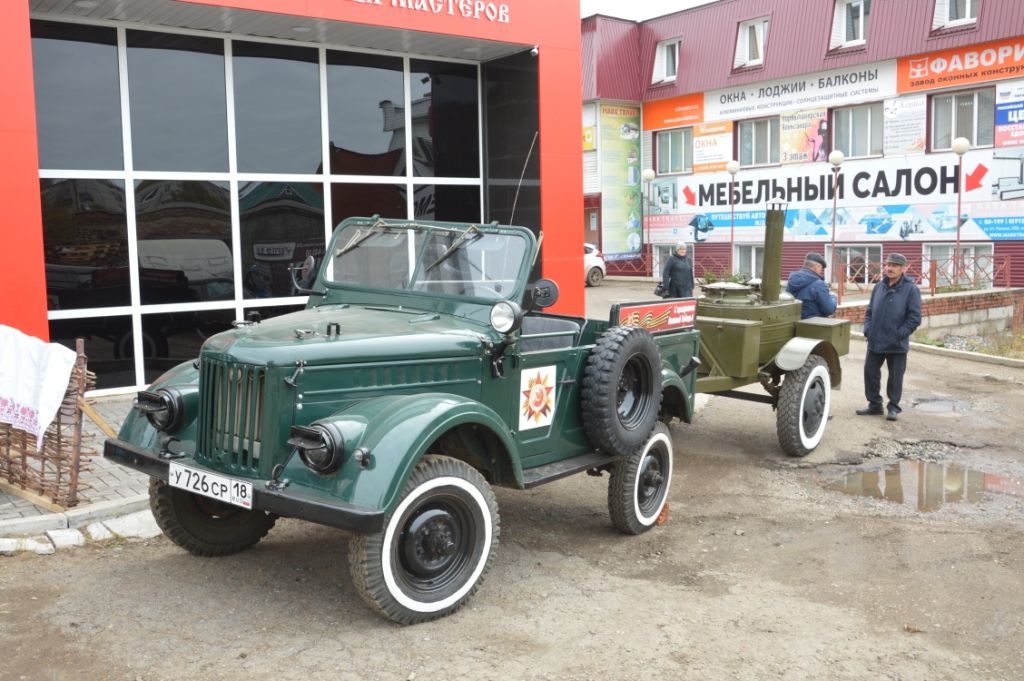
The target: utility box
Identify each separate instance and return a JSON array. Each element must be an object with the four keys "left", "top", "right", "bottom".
[
  {"left": 695, "top": 316, "right": 760, "bottom": 379},
  {"left": 796, "top": 317, "right": 851, "bottom": 357}
]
